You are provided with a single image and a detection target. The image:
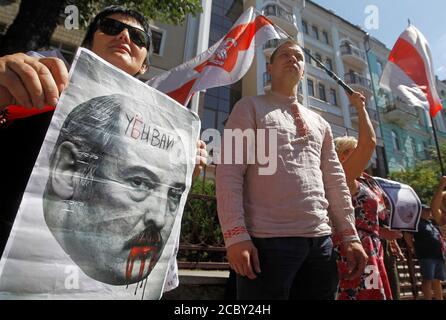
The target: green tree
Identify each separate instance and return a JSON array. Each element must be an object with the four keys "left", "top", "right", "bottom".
[
  {"left": 389, "top": 143, "right": 446, "bottom": 204},
  {"left": 0, "top": 0, "right": 202, "bottom": 55}
]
